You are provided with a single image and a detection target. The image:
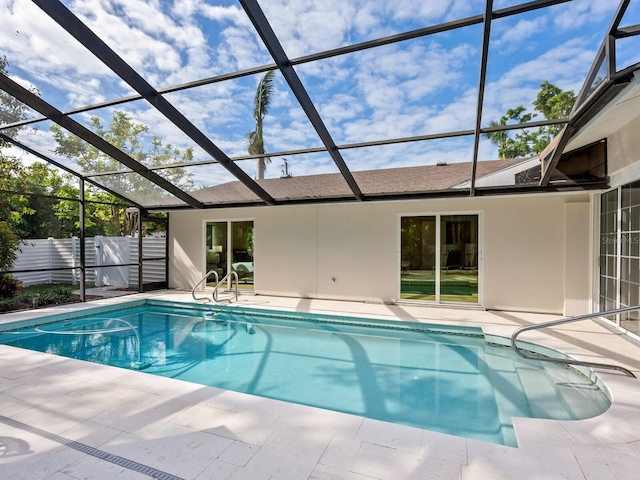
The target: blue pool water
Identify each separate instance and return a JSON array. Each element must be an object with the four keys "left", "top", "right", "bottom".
[{"left": 0, "top": 300, "right": 610, "bottom": 446}]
